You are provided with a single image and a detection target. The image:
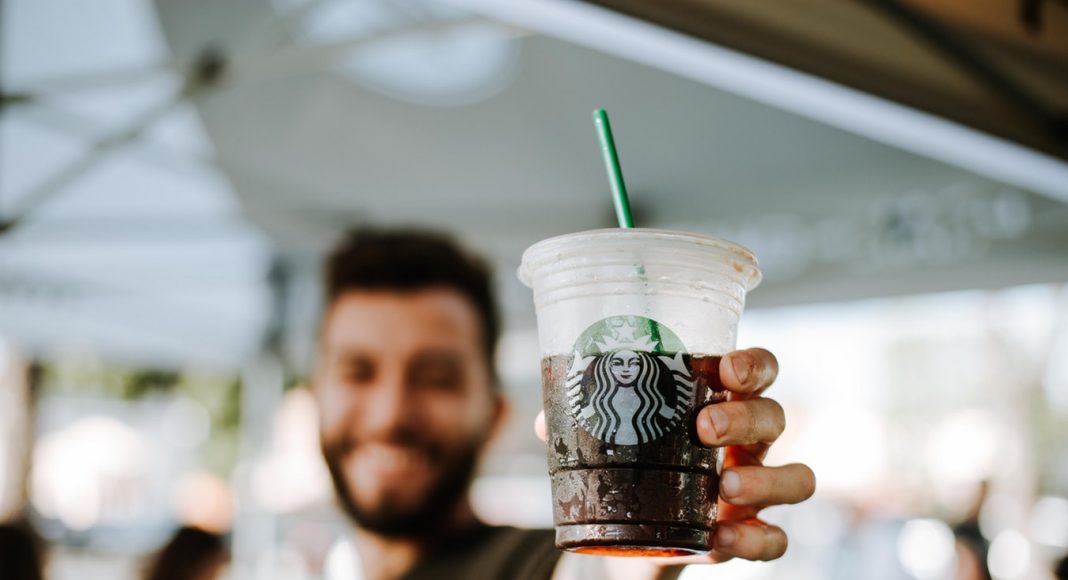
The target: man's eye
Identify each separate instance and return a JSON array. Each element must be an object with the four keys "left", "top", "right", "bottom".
[
  {"left": 409, "top": 362, "right": 463, "bottom": 391},
  {"left": 342, "top": 359, "right": 375, "bottom": 385}
]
